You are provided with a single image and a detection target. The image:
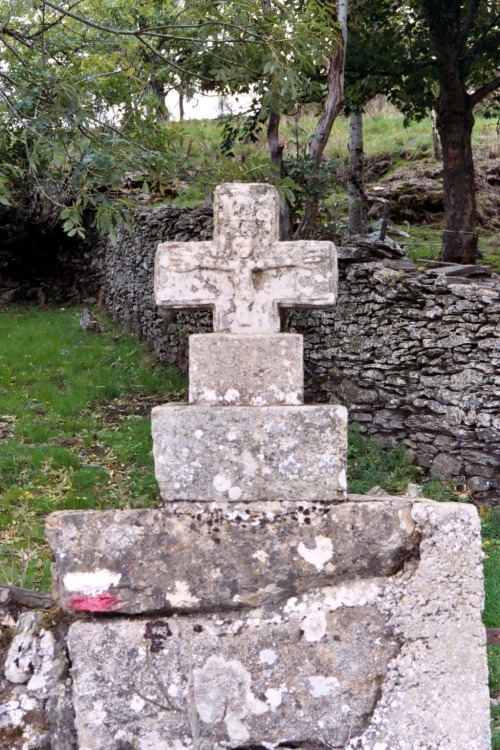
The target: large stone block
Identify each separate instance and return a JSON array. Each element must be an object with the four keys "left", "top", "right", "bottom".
[
  {"left": 189, "top": 333, "right": 304, "bottom": 405},
  {"left": 65, "top": 501, "right": 490, "bottom": 750},
  {"left": 68, "top": 593, "right": 397, "bottom": 750},
  {"left": 152, "top": 404, "right": 348, "bottom": 502},
  {"left": 46, "top": 498, "right": 419, "bottom": 615}
]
